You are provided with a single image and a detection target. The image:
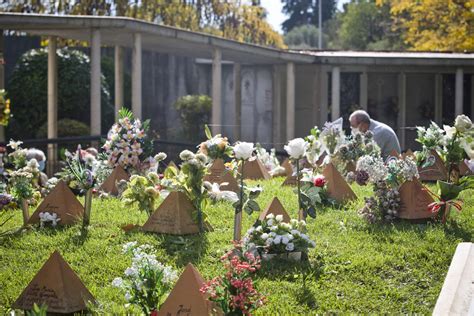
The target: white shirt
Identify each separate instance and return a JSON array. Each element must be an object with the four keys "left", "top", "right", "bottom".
[{"left": 369, "top": 119, "right": 401, "bottom": 158}]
